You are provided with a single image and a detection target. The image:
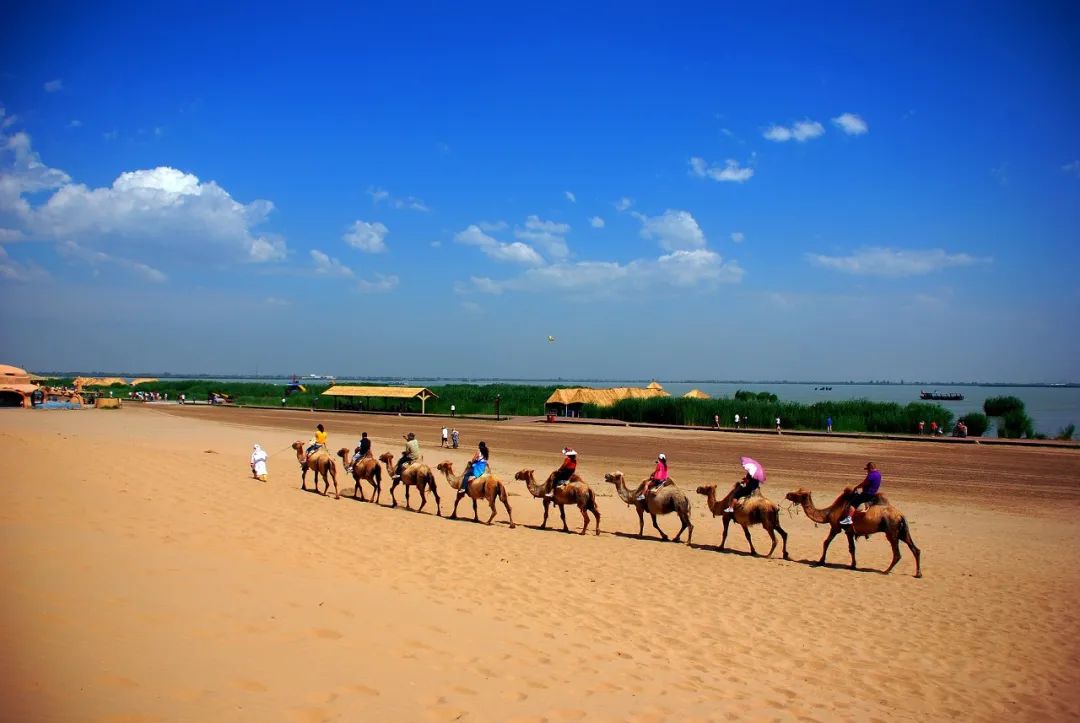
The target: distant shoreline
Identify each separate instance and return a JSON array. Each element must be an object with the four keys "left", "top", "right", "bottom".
[{"left": 30, "top": 372, "right": 1079, "bottom": 388}]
